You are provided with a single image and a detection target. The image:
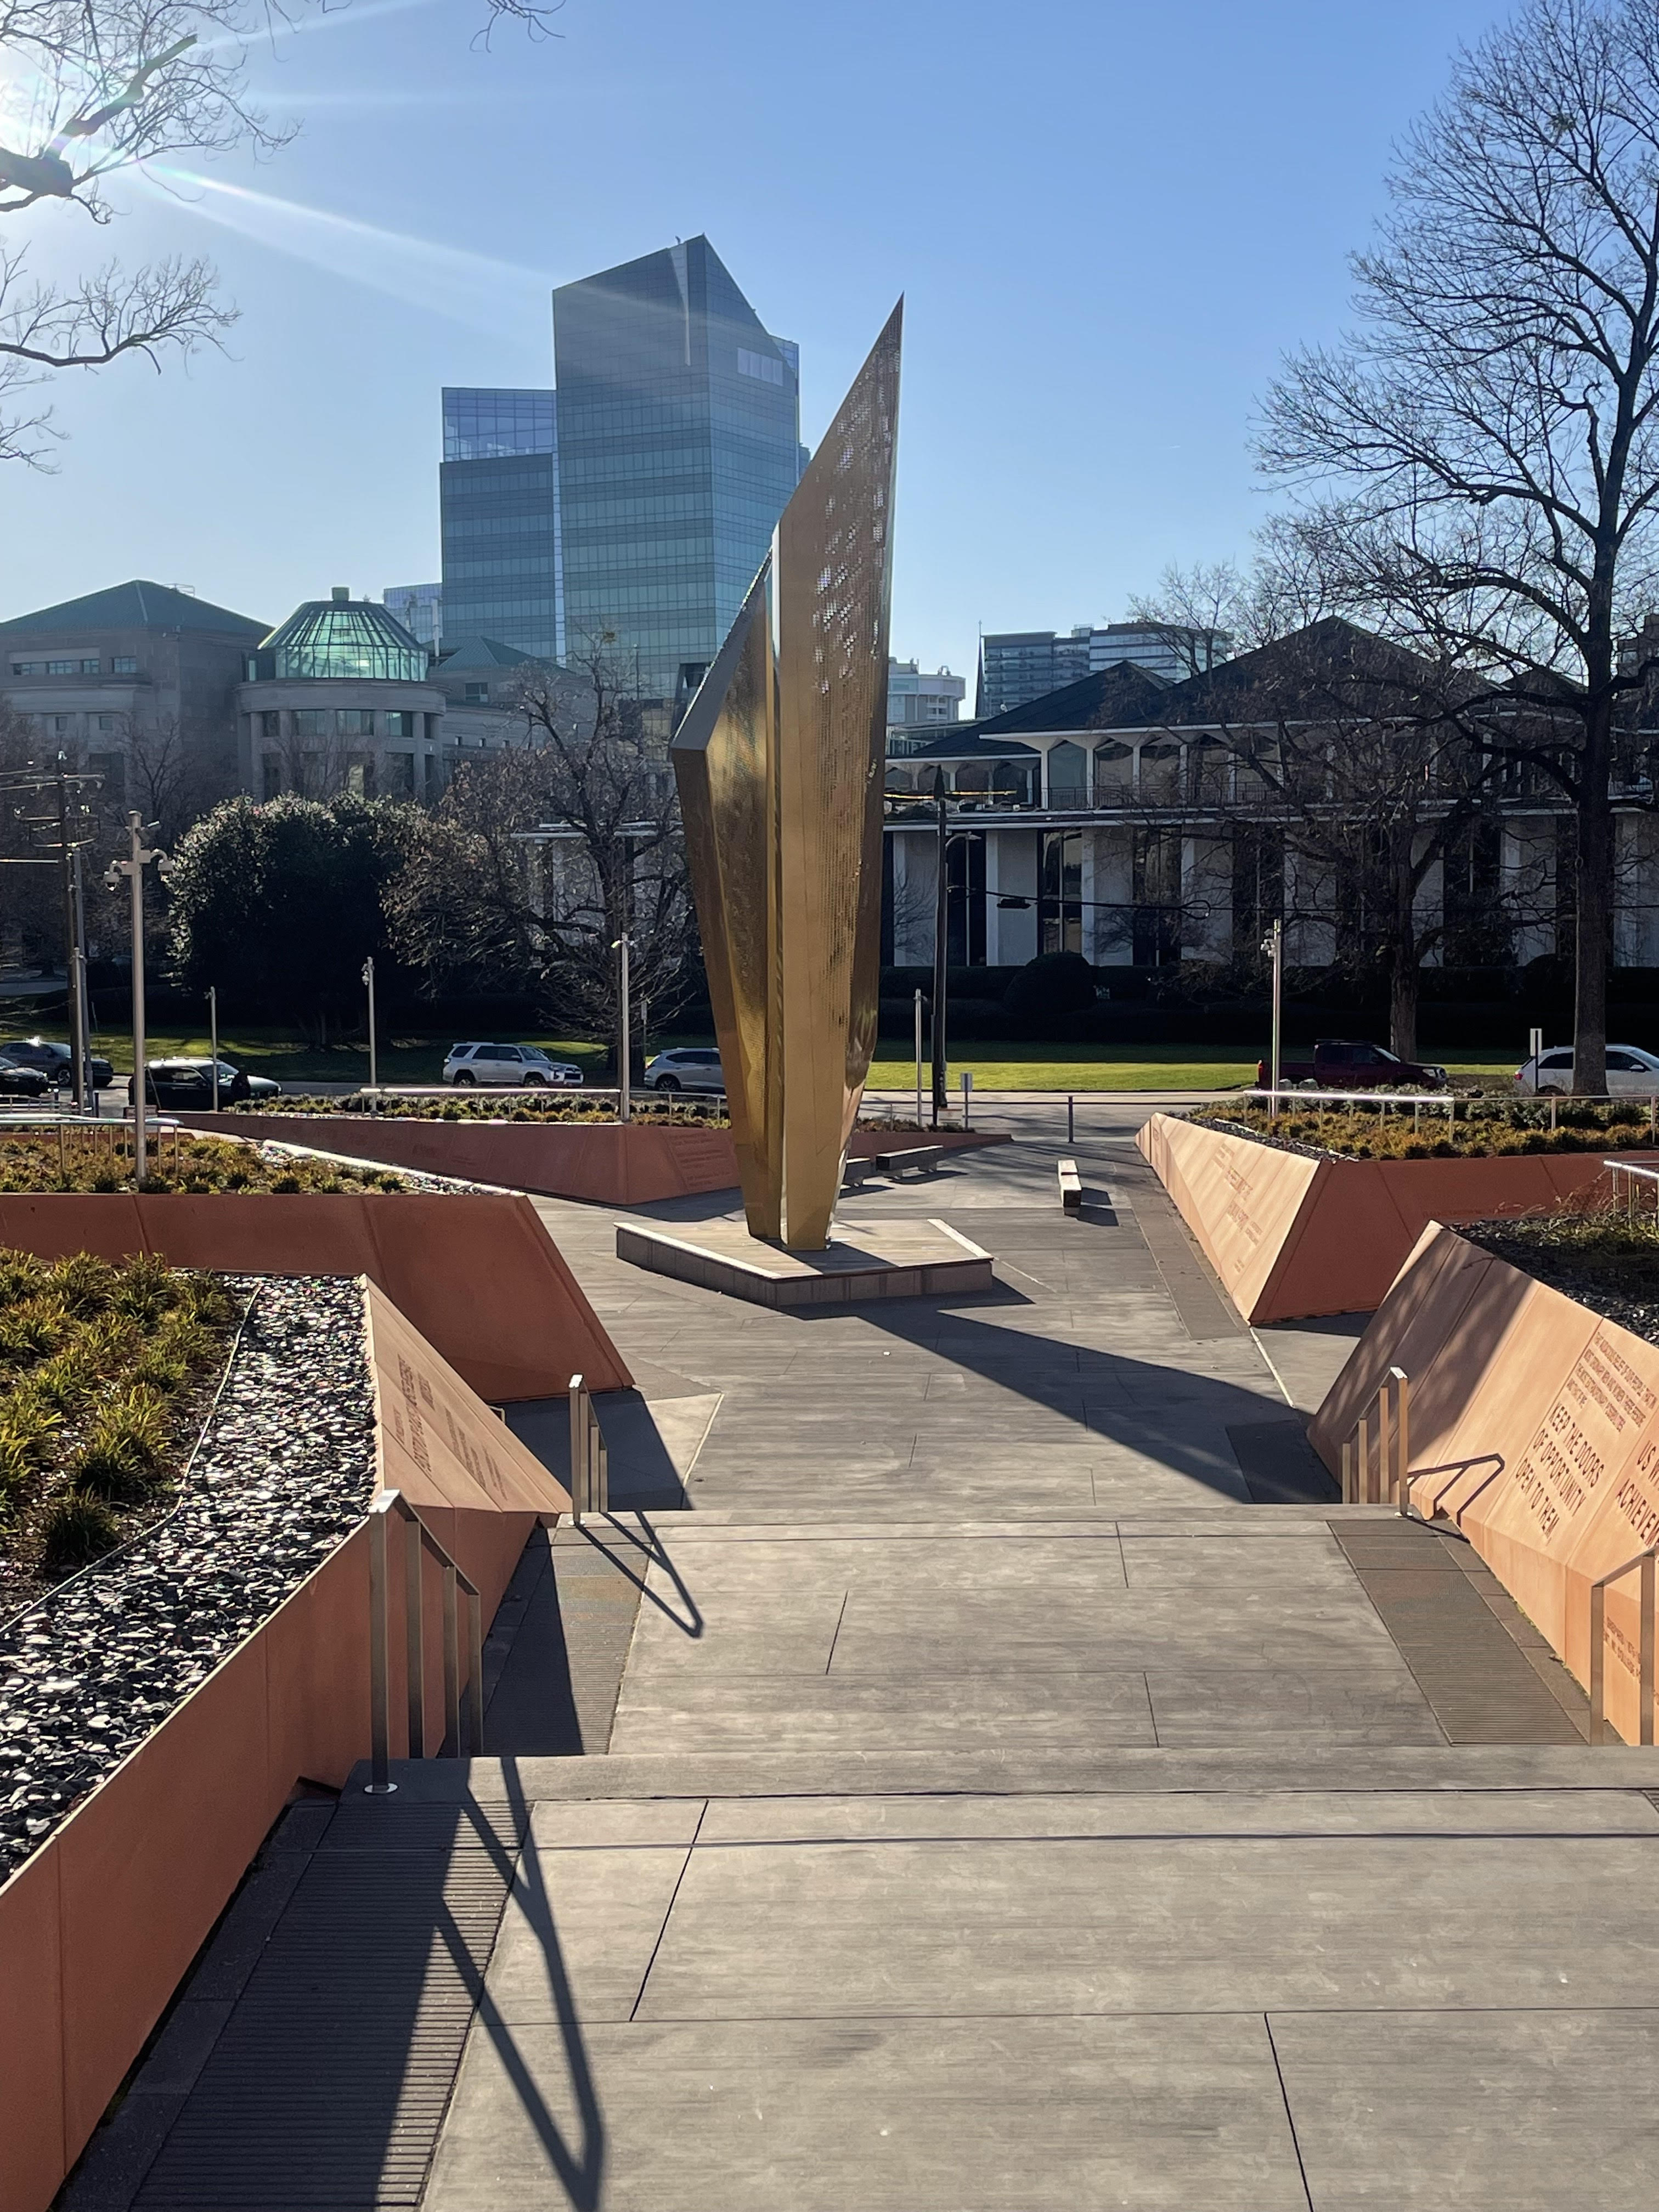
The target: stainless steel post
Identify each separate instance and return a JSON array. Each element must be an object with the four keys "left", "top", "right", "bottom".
[
  {"left": 466, "top": 1589, "right": 485, "bottom": 1754},
  {"left": 209, "top": 986, "right": 219, "bottom": 1111},
  {"left": 1392, "top": 1367, "right": 1410, "bottom": 1511},
  {"left": 1643, "top": 1552, "right": 1656, "bottom": 1748},
  {"left": 405, "top": 1510, "right": 425, "bottom": 1759},
  {"left": 913, "top": 990, "right": 923, "bottom": 1126},
  {"left": 568, "top": 1373, "right": 586, "bottom": 1521},
  {"left": 1591, "top": 1578, "right": 1607, "bottom": 1743},
  {"left": 1341, "top": 1436, "right": 1355, "bottom": 1504},
  {"left": 1357, "top": 1412, "right": 1370, "bottom": 1505},
  {"left": 366, "top": 1501, "right": 396, "bottom": 1793},
  {"left": 443, "top": 1562, "right": 460, "bottom": 1753}
]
